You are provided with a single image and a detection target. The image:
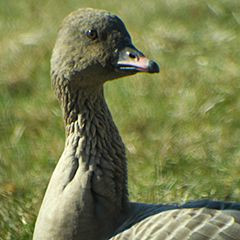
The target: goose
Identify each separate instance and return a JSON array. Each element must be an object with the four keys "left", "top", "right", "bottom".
[{"left": 33, "top": 8, "right": 240, "bottom": 240}]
